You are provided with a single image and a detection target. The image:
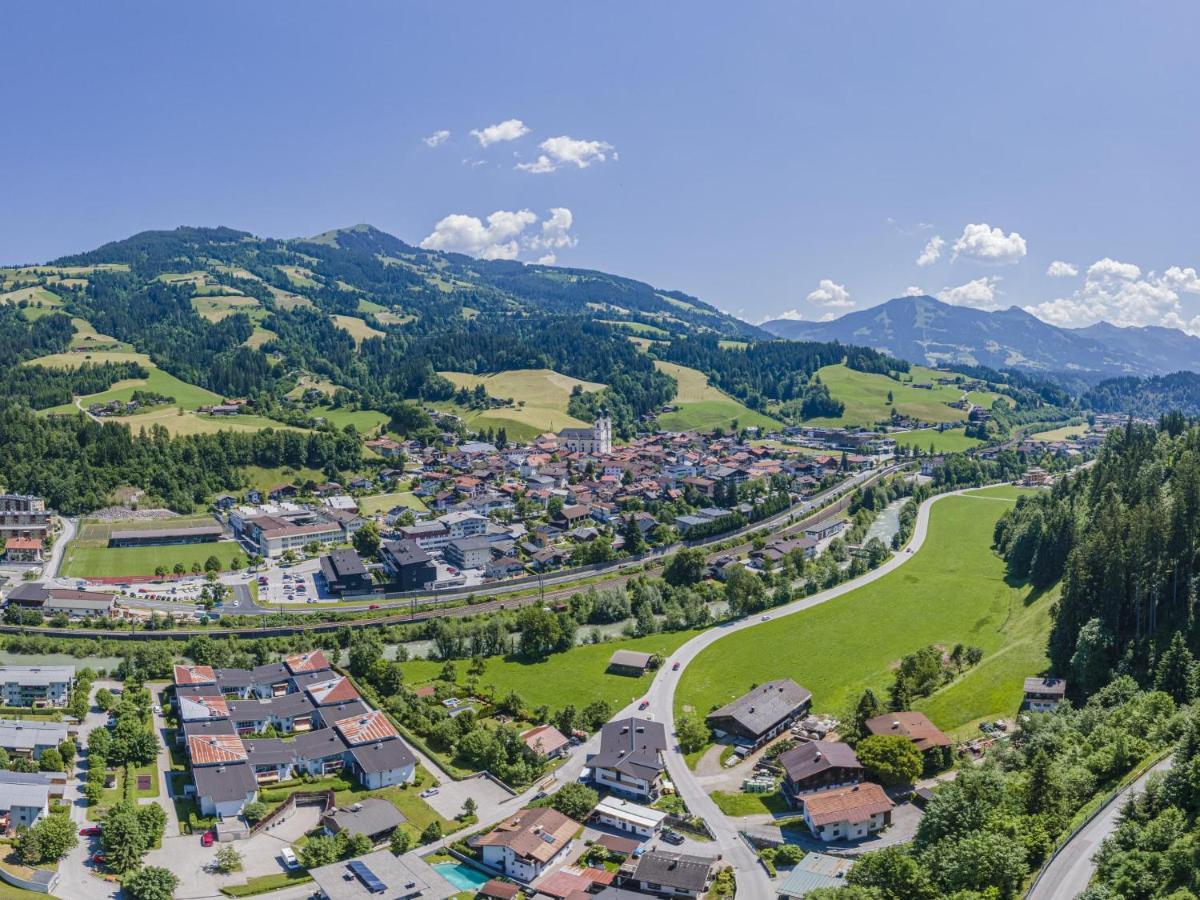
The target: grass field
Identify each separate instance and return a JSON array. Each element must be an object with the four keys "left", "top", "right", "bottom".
[
  {"left": 1029, "top": 423, "right": 1089, "bottom": 442},
  {"left": 675, "top": 485, "right": 1055, "bottom": 741},
  {"left": 356, "top": 492, "right": 427, "bottom": 515},
  {"left": 243, "top": 326, "right": 276, "bottom": 349},
  {"left": 190, "top": 293, "right": 262, "bottom": 323},
  {"left": 29, "top": 349, "right": 152, "bottom": 373},
  {"left": 654, "top": 361, "right": 782, "bottom": 433},
  {"left": 277, "top": 264, "right": 319, "bottom": 289},
  {"left": 75, "top": 514, "right": 217, "bottom": 542},
  {"left": 237, "top": 465, "right": 334, "bottom": 492},
  {"left": 62, "top": 532, "right": 246, "bottom": 578},
  {"left": 400, "top": 631, "right": 706, "bottom": 713},
  {"left": 439, "top": 368, "right": 604, "bottom": 443},
  {"left": 69, "top": 317, "right": 125, "bottom": 350},
  {"left": 597, "top": 319, "right": 672, "bottom": 338},
  {"left": 806, "top": 364, "right": 1002, "bottom": 428},
  {"left": 312, "top": 405, "right": 389, "bottom": 433},
  {"left": 892, "top": 427, "right": 985, "bottom": 453},
  {"left": 0, "top": 285, "right": 63, "bottom": 308},
  {"left": 269, "top": 285, "right": 316, "bottom": 310},
  {"left": 331, "top": 314, "right": 385, "bottom": 344}
]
